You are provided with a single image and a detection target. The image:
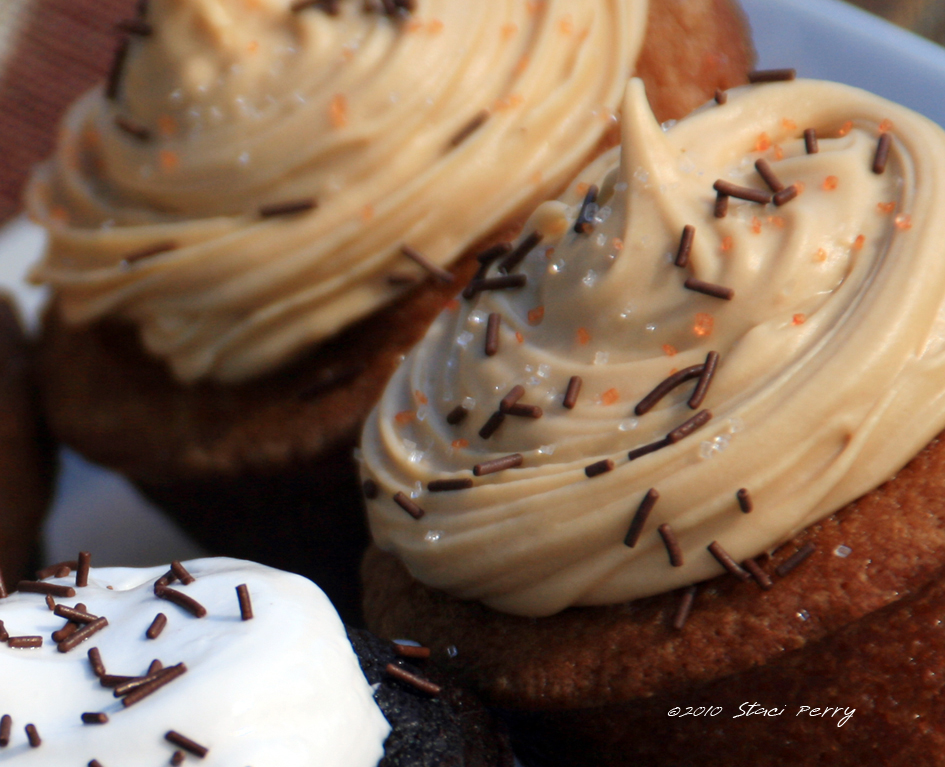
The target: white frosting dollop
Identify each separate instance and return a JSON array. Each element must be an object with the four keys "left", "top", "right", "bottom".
[
  {"left": 0, "top": 558, "right": 389, "bottom": 766},
  {"left": 361, "top": 79, "right": 945, "bottom": 617}
]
